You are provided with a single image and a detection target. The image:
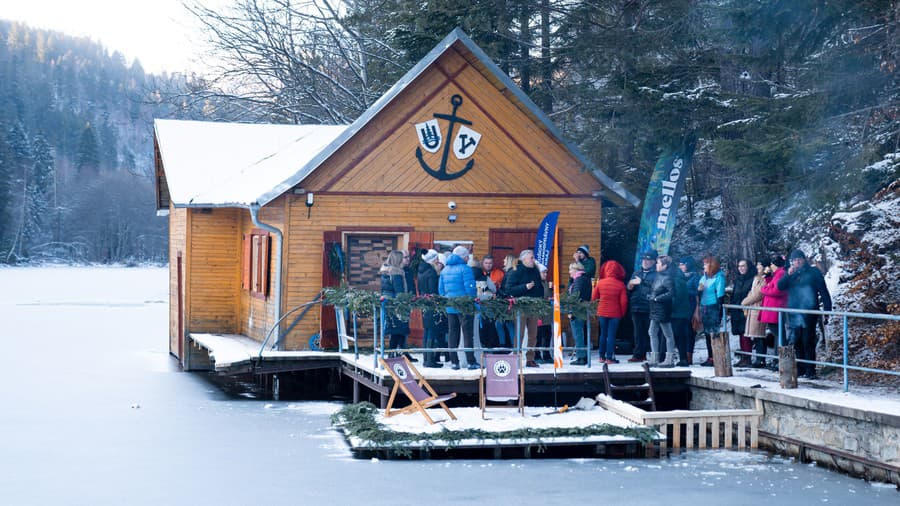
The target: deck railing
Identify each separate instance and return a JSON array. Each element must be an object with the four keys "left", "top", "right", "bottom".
[
  {"left": 722, "top": 304, "right": 900, "bottom": 391},
  {"left": 334, "top": 302, "right": 595, "bottom": 369},
  {"left": 596, "top": 394, "right": 763, "bottom": 452}
]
